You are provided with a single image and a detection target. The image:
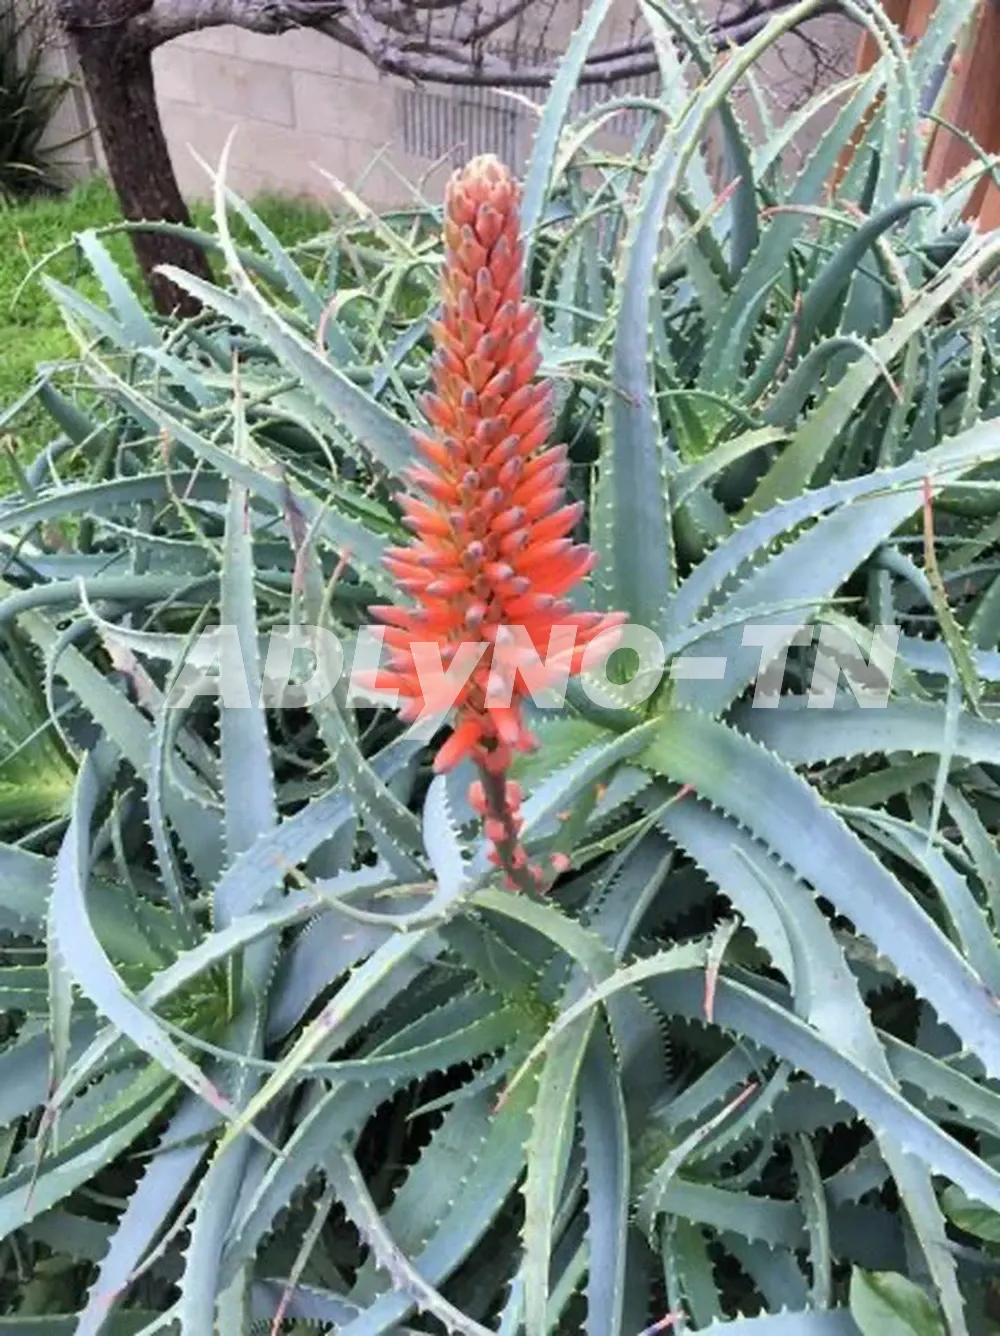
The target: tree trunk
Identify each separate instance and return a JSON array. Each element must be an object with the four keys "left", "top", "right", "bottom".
[{"left": 62, "top": 4, "right": 211, "bottom": 317}]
